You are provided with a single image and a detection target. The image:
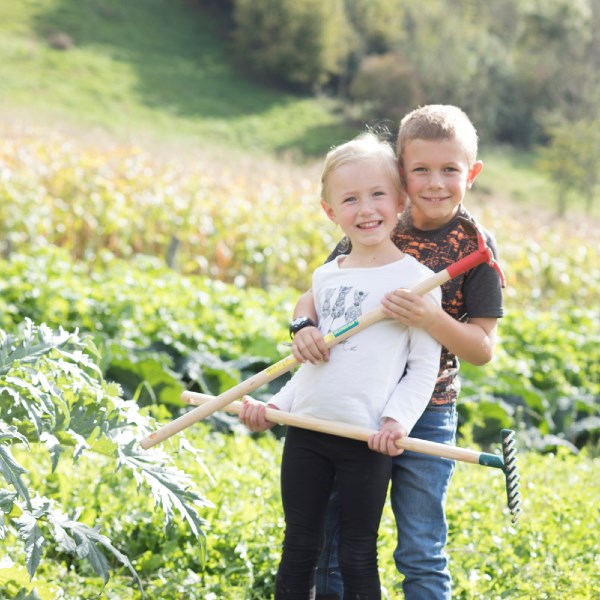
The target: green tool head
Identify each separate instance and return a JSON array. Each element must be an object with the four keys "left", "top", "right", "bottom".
[{"left": 501, "top": 429, "right": 522, "bottom": 523}]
